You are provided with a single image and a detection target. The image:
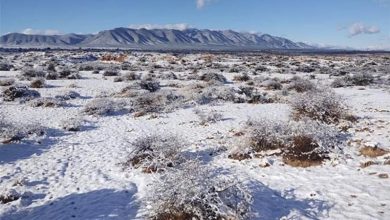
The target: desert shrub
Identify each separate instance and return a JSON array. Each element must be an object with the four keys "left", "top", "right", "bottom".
[
  {"left": 133, "top": 91, "right": 184, "bottom": 115},
  {"left": 29, "top": 97, "right": 64, "bottom": 107},
  {"left": 161, "top": 72, "right": 178, "bottom": 80},
  {"left": 113, "top": 76, "right": 123, "bottom": 82},
  {"left": 78, "top": 65, "right": 93, "bottom": 71},
  {"left": 61, "top": 117, "right": 84, "bottom": 132},
  {"left": 247, "top": 118, "right": 290, "bottom": 152},
  {"left": 246, "top": 118, "right": 340, "bottom": 166},
  {"left": 58, "top": 68, "right": 81, "bottom": 79},
  {"left": 193, "top": 86, "right": 244, "bottom": 105},
  {"left": 139, "top": 80, "right": 161, "bottom": 92},
  {"left": 290, "top": 88, "right": 347, "bottom": 124},
  {"left": 45, "top": 72, "right": 59, "bottom": 80},
  {"left": 92, "top": 70, "right": 100, "bottom": 74},
  {"left": 83, "top": 98, "right": 127, "bottom": 116},
  {"left": 0, "top": 78, "right": 15, "bottom": 86},
  {"left": 0, "top": 63, "right": 13, "bottom": 71},
  {"left": 334, "top": 73, "right": 374, "bottom": 87},
  {"left": 147, "top": 160, "right": 252, "bottom": 219},
  {"left": 55, "top": 90, "right": 80, "bottom": 100},
  {"left": 233, "top": 73, "right": 251, "bottom": 82},
  {"left": 0, "top": 189, "right": 20, "bottom": 204},
  {"left": 261, "top": 79, "right": 282, "bottom": 90},
  {"left": 296, "top": 65, "right": 316, "bottom": 73},
  {"left": 287, "top": 76, "right": 316, "bottom": 93},
  {"left": 30, "top": 78, "right": 45, "bottom": 88},
  {"left": 255, "top": 65, "right": 268, "bottom": 72},
  {"left": 198, "top": 72, "right": 227, "bottom": 84},
  {"left": 19, "top": 68, "right": 45, "bottom": 80},
  {"left": 47, "top": 63, "right": 56, "bottom": 72},
  {"left": 124, "top": 134, "right": 184, "bottom": 172},
  {"left": 1, "top": 86, "right": 40, "bottom": 102},
  {"left": 194, "top": 109, "right": 223, "bottom": 125},
  {"left": 103, "top": 69, "right": 119, "bottom": 76},
  {"left": 0, "top": 121, "right": 45, "bottom": 144},
  {"left": 122, "top": 72, "right": 141, "bottom": 81}
]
